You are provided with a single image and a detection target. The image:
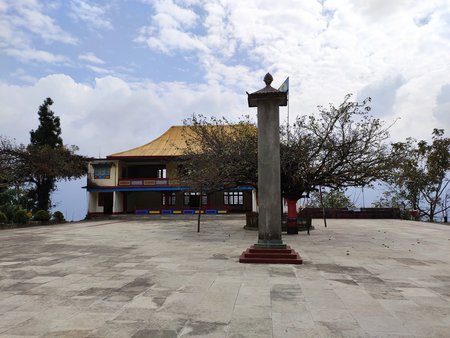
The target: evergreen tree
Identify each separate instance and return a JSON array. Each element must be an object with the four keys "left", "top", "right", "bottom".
[
  {"left": 0, "top": 136, "right": 87, "bottom": 212},
  {"left": 1, "top": 99, "right": 88, "bottom": 213},
  {"left": 30, "top": 98, "right": 63, "bottom": 148},
  {"left": 28, "top": 98, "right": 67, "bottom": 211}
]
